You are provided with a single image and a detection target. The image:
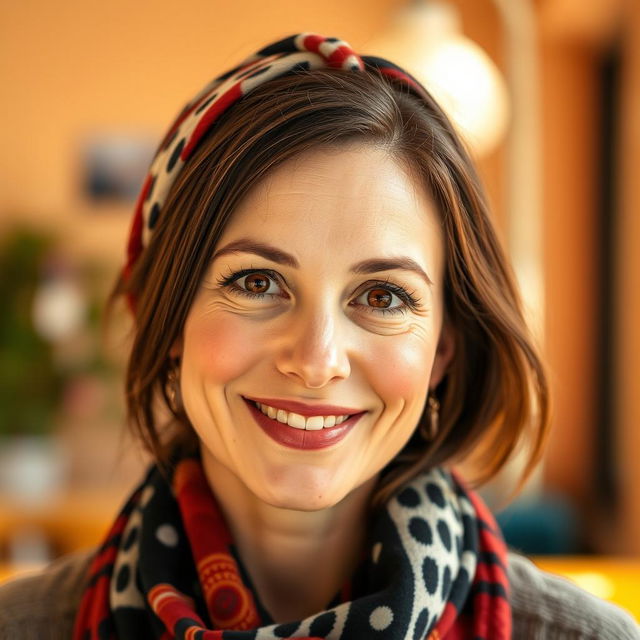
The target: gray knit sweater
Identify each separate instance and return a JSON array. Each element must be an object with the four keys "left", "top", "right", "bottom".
[{"left": 0, "top": 550, "right": 638, "bottom": 639}]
